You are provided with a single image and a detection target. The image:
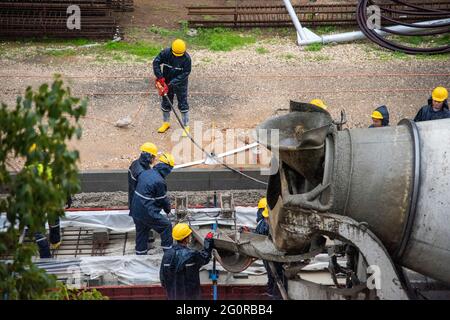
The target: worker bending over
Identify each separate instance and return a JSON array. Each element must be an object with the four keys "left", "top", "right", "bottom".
[
  {"left": 153, "top": 39, "right": 192, "bottom": 137},
  {"left": 130, "top": 153, "right": 175, "bottom": 254},
  {"left": 369, "top": 105, "right": 389, "bottom": 128},
  {"left": 160, "top": 223, "right": 214, "bottom": 300},
  {"left": 414, "top": 86, "right": 449, "bottom": 122},
  {"left": 255, "top": 204, "right": 285, "bottom": 299}
]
